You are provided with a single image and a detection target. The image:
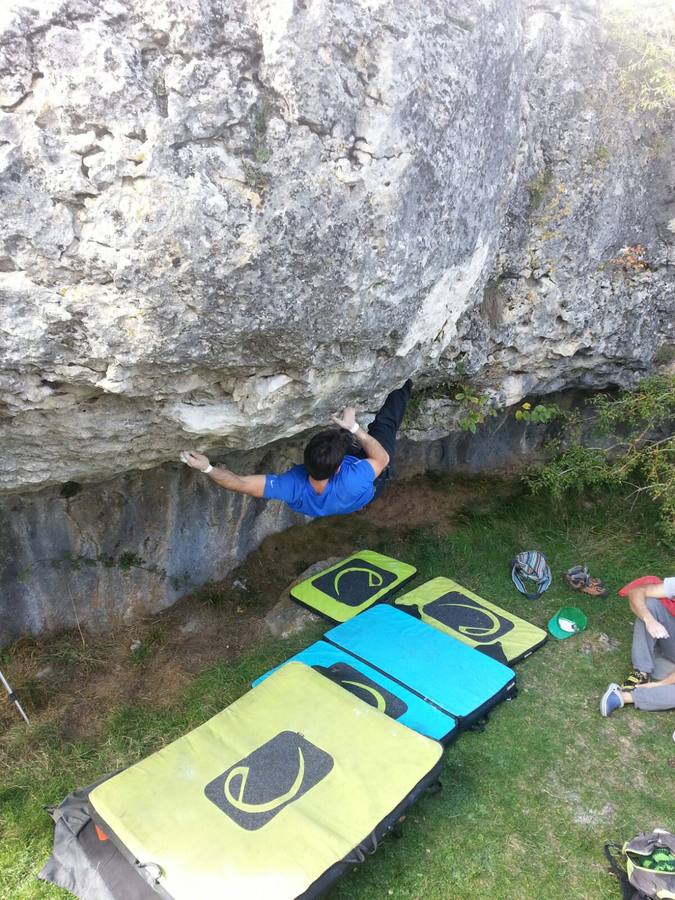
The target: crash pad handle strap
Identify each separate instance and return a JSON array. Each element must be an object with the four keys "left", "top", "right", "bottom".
[
  {"left": 604, "top": 844, "right": 635, "bottom": 900},
  {"left": 346, "top": 830, "right": 379, "bottom": 864},
  {"left": 604, "top": 842, "right": 625, "bottom": 874},
  {"left": 467, "top": 714, "right": 489, "bottom": 733},
  {"left": 136, "top": 860, "right": 164, "bottom": 883}
]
